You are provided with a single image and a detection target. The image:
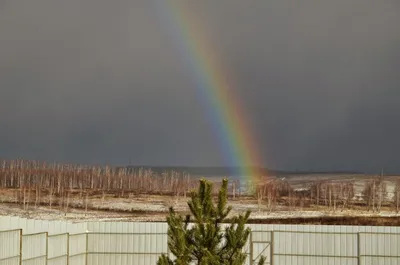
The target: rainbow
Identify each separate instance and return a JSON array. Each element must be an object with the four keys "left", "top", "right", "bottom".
[{"left": 155, "top": 1, "right": 265, "bottom": 183}]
